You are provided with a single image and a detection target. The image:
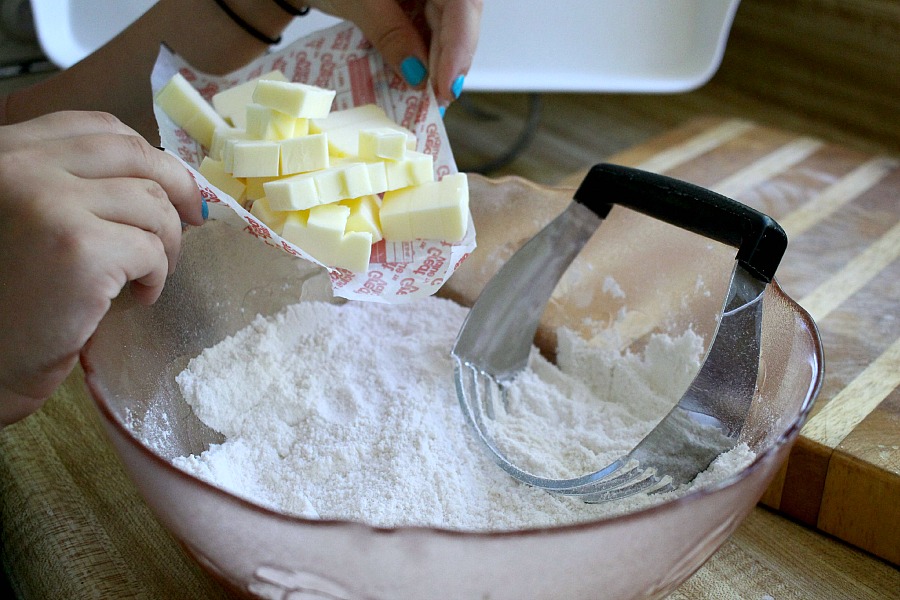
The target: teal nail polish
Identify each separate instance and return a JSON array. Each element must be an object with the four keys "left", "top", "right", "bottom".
[
  {"left": 400, "top": 56, "right": 427, "bottom": 86},
  {"left": 201, "top": 197, "right": 209, "bottom": 220},
  {"left": 439, "top": 105, "right": 446, "bottom": 118},
  {"left": 451, "top": 75, "right": 465, "bottom": 99}
]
